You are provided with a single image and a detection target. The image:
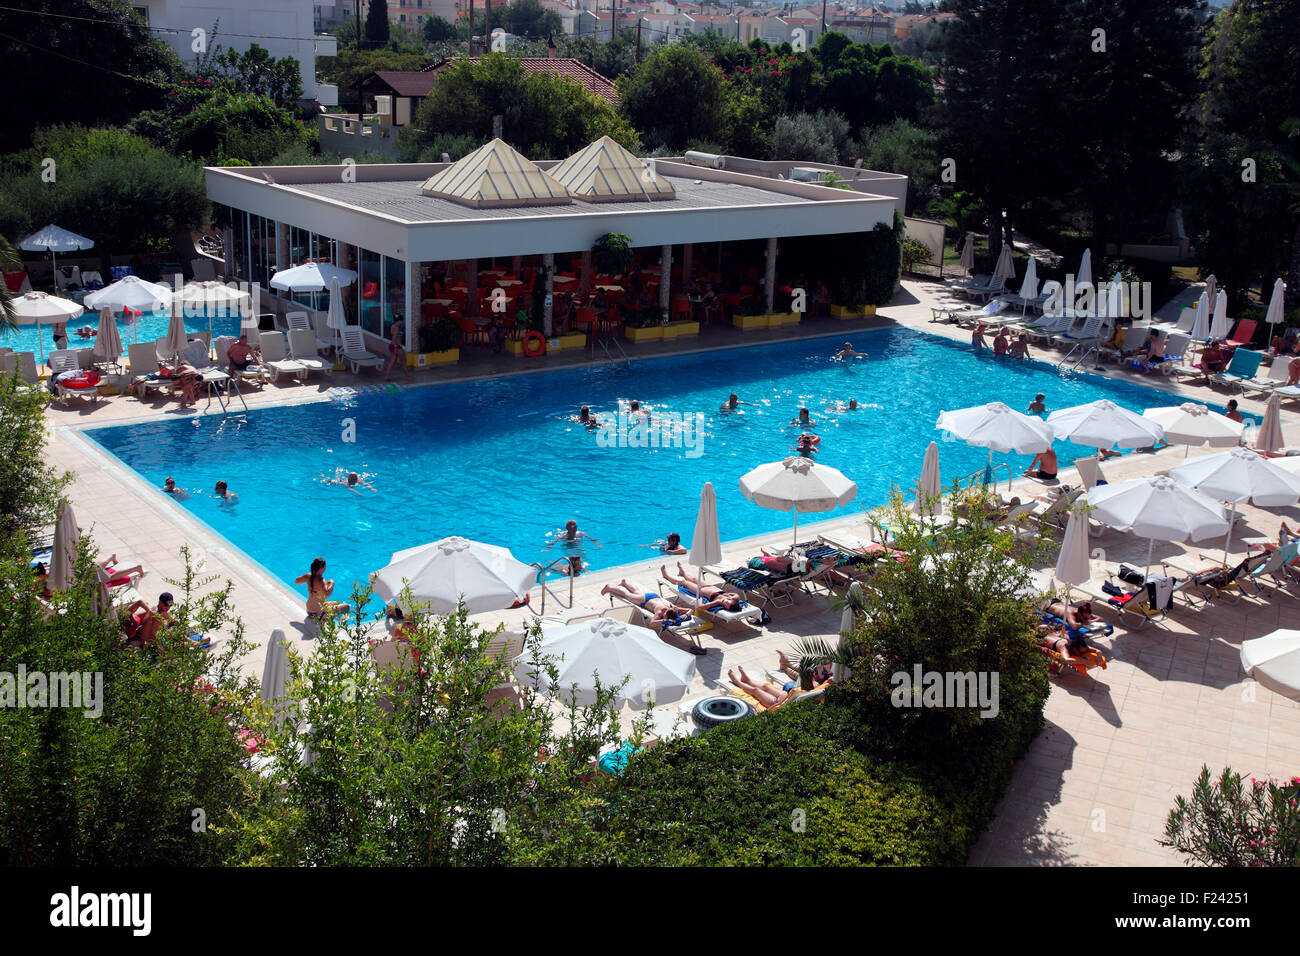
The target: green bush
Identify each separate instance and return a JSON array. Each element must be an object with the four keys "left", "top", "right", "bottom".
[
  {"left": 1161, "top": 765, "right": 1300, "bottom": 866},
  {"left": 419, "top": 318, "right": 462, "bottom": 352}
]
